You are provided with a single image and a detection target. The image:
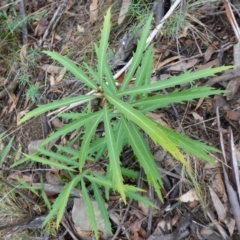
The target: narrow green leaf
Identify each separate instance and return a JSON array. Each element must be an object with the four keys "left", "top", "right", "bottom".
[
  {"left": 103, "top": 104, "right": 126, "bottom": 202},
  {"left": 121, "top": 117, "right": 163, "bottom": 200},
  {"left": 15, "top": 178, "right": 39, "bottom": 196},
  {"left": 14, "top": 154, "right": 75, "bottom": 171},
  {"left": 129, "top": 44, "right": 154, "bottom": 102},
  {"left": 38, "top": 148, "right": 78, "bottom": 167},
  {"left": 120, "top": 14, "right": 153, "bottom": 90},
  {"left": 156, "top": 124, "right": 218, "bottom": 163},
  {"left": 97, "top": 8, "right": 111, "bottom": 85},
  {"left": 43, "top": 175, "right": 81, "bottom": 227},
  {"left": 42, "top": 111, "right": 101, "bottom": 145},
  {"left": 81, "top": 179, "right": 99, "bottom": 239},
  {"left": 78, "top": 110, "right": 103, "bottom": 171},
  {"left": 0, "top": 136, "right": 14, "bottom": 165},
  {"left": 92, "top": 182, "right": 113, "bottom": 235},
  {"left": 121, "top": 167, "right": 139, "bottom": 179},
  {"left": 55, "top": 144, "right": 78, "bottom": 158},
  {"left": 88, "top": 137, "right": 106, "bottom": 157},
  {"left": 133, "top": 87, "right": 227, "bottom": 112},
  {"left": 113, "top": 119, "right": 126, "bottom": 156},
  {"left": 103, "top": 62, "right": 117, "bottom": 94},
  {"left": 59, "top": 112, "right": 90, "bottom": 120},
  {"left": 127, "top": 191, "right": 158, "bottom": 209},
  {"left": 43, "top": 51, "right": 98, "bottom": 89},
  {"left": 85, "top": 173, "right": 113, "bottom": 188},
  {"left": 40, "top": 178, "right": 51, "bottom": 210},
  {"left": 105, "top": 94, "right": 187, "bottom": 166},
  {"left": 117, "top": 66, "right": 233, "bottom": 97},
  {"left": 84, "top": 62, "right": 100, "bottom": 84},
  {"left": 19, "top": 95, "right": 97, "bottom": 124}
]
